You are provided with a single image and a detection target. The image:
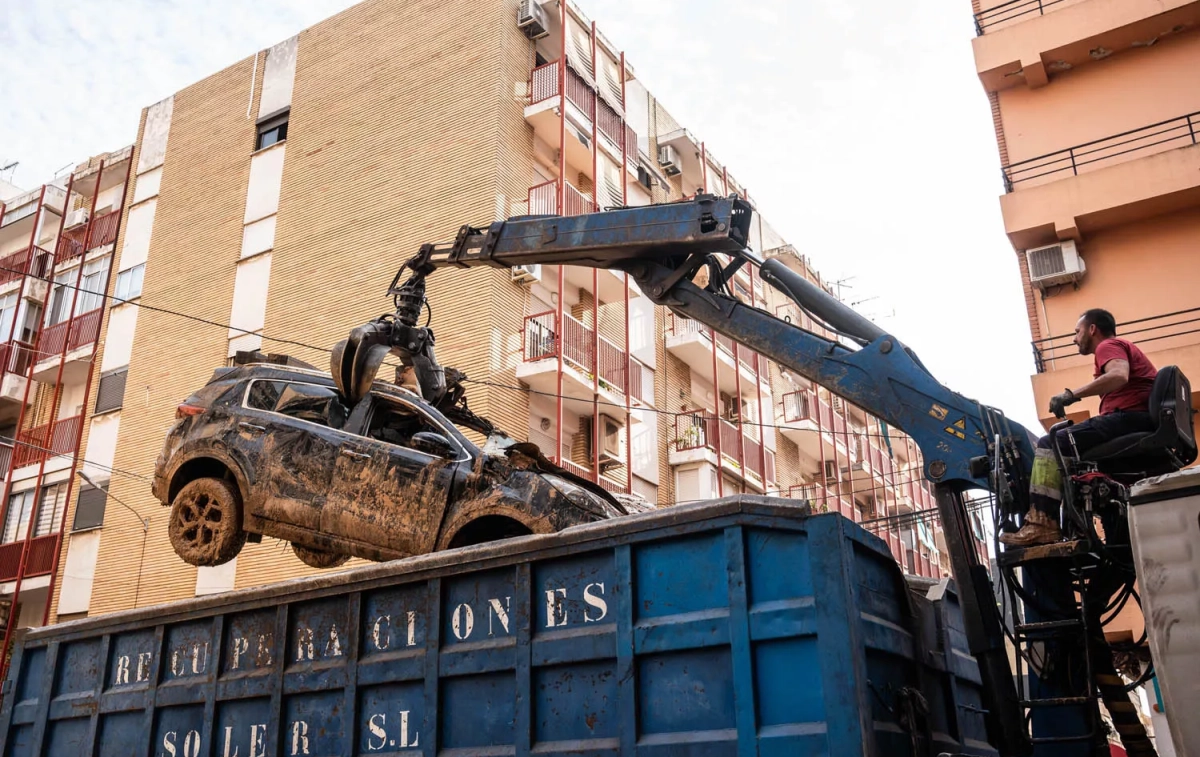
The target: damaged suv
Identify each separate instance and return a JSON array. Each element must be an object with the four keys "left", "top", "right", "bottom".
[{"left": 152, "top": 359, "right": 643, "bottom": 569}]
